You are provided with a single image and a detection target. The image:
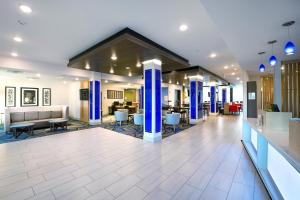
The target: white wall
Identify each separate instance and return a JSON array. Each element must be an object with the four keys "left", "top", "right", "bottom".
[
  {"left": 161, "top": 83, "right": 183, "bottom": 107},
  {"left": 68, "top": 81, "right": 81, "bottom": 120},
  {"left": 218, "top": 86, "right": 230, "bottom": 103},
  {"left": 101, "top": 82, "right": 141, "bottom": 115},
  {"left": 232, "top": 85, "right": 243, "bottom": 102},
  {"left": 101, "top": 83, "right": 125, "bottom": 116},
  {"left": 1, "top": 76, "right": 68, "bottom": 110},
  {"left": 203, "top": 87, "right": 210, "bottom": 102},
  {"left": 0, "top": 75, "right": 82, "bottom": 120}
]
